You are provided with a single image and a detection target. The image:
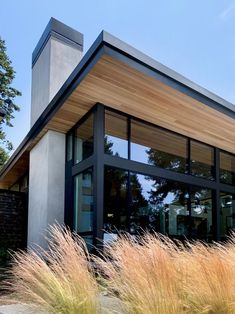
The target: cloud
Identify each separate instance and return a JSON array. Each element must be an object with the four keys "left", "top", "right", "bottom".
[{"left": 219, "top": 2, "right": 235, "bottom": 19}]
